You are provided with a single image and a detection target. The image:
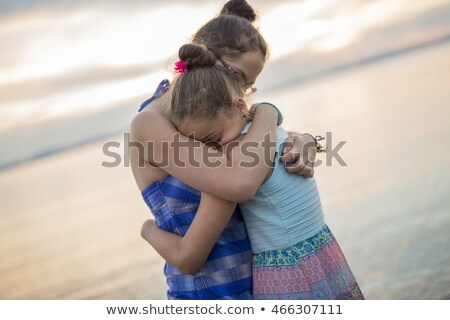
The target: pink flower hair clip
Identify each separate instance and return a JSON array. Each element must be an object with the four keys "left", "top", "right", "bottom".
[{"left": 174, "top": 60, "right": 188, "bottom": 74}]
